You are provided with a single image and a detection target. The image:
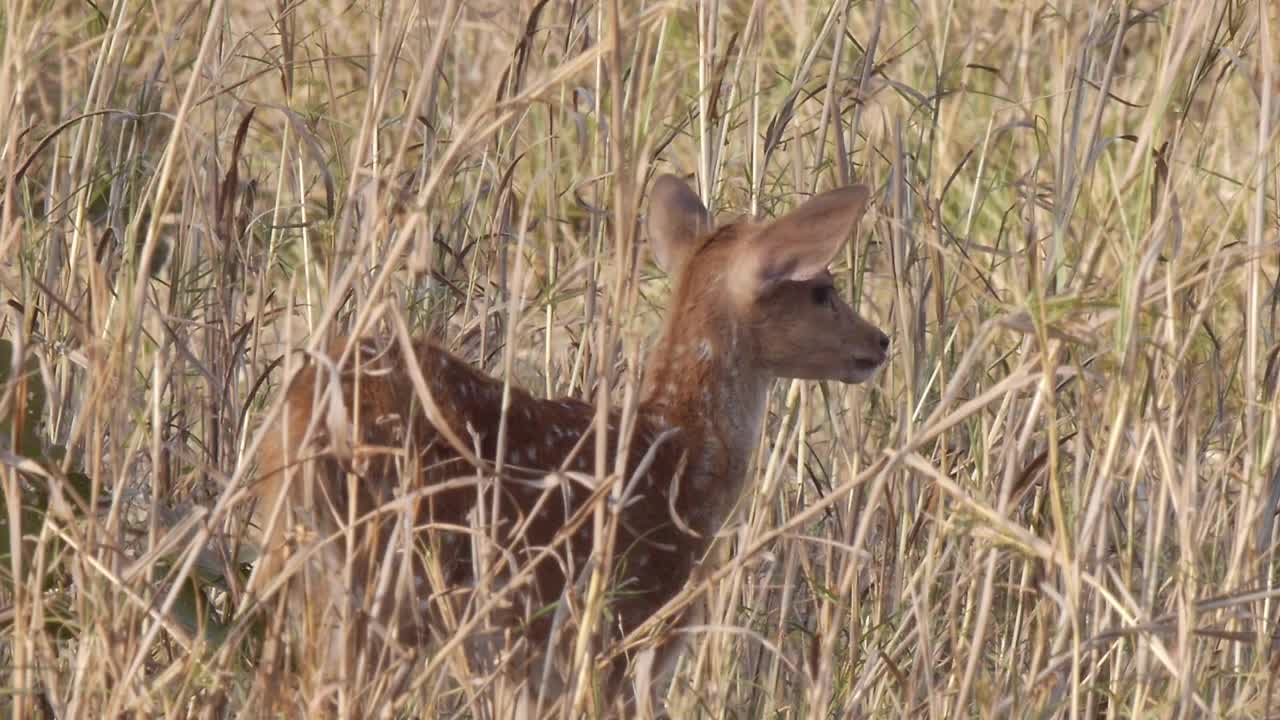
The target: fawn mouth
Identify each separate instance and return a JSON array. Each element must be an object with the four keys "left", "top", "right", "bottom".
[
  {"left": 846, "top": 355, "right": 885, "bottom": 383},
  {"left": 851, "top": 356, "right": 883, "bottom": 373}
]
